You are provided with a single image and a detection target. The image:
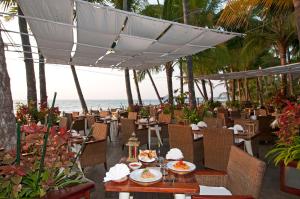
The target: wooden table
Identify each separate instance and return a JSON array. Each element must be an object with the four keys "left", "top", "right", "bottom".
[{"left": 105, "top": 159, "right": 199, "bottom": 199}]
